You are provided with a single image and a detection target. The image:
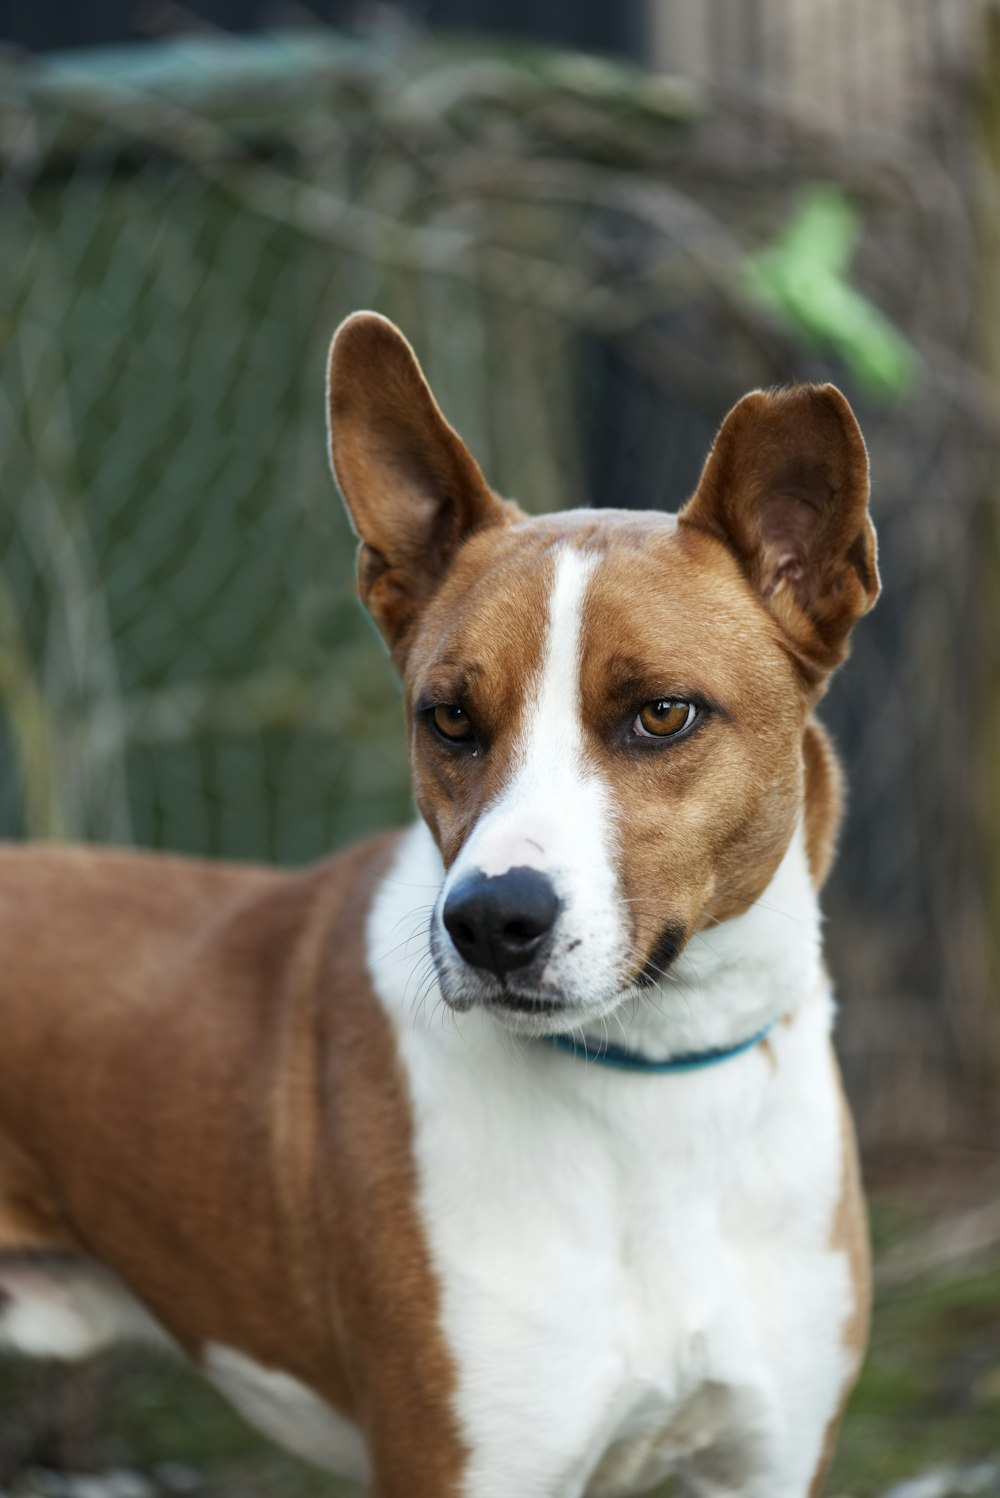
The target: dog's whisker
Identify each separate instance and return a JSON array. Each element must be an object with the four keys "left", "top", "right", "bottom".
[
  {"left": 751, "top": 897, "right": 813, "bottom": 928},
  {"left": 375, "top": 924, "right": 433, "bottom": 968},
  {"left": 373, "top": 874, "right": 444, "bottom": 892},
  {"left": 404, "top": 951, "right": 440, "bottom": 1018}
]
